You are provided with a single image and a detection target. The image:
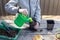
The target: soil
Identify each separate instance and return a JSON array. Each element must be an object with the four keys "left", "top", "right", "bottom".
[{"left": 0, "top": 29, "right": 19, "bottom": 38}]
